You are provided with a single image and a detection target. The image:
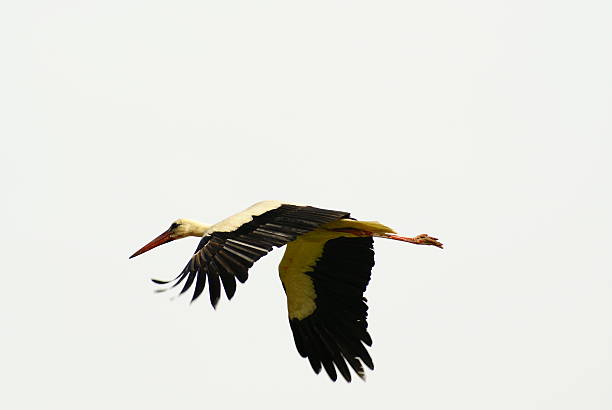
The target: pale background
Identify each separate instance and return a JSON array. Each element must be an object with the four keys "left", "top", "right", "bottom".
[{"left": 1, "top": 1, "right": 611, "bottom": 409}]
